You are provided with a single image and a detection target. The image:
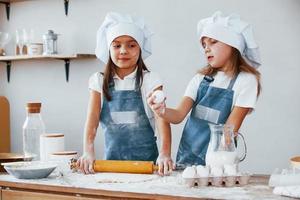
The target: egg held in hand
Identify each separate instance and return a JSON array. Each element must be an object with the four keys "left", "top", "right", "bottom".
[{"left": 152, "top": 90, "right": 165, "bottom": 104}]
